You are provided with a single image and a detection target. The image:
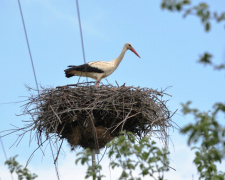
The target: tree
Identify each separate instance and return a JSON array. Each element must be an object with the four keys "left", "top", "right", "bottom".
[
  {"left": 163, "top": 0, "right": 225, "bottom": 179},
  {"left": 76, "top": 0, "right": 225, "bottom": 179},
  {"left": 181, "top": 102, "right": 225, "bottom": 179}
]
